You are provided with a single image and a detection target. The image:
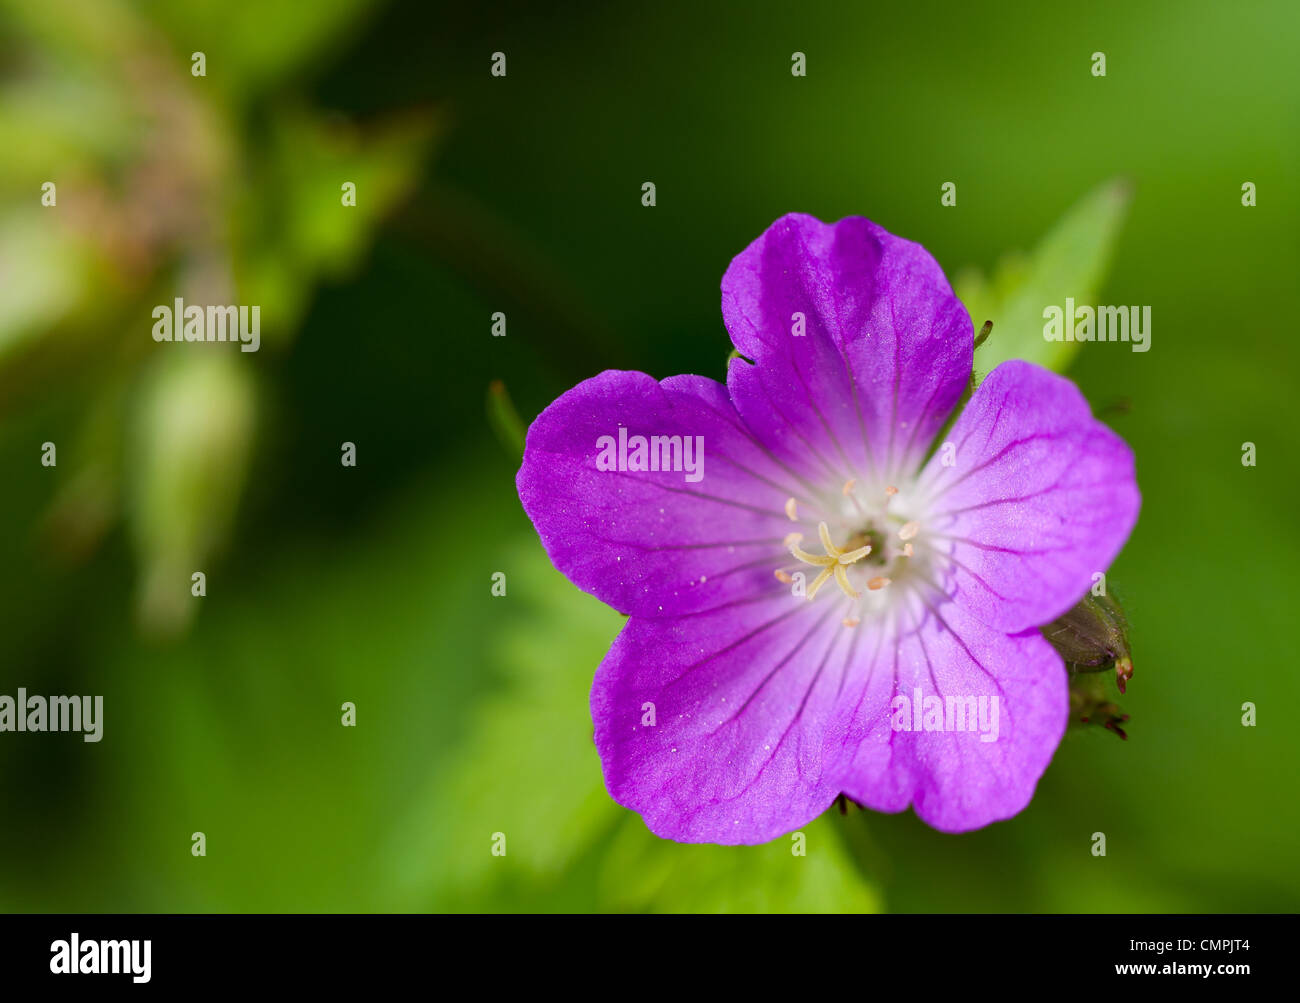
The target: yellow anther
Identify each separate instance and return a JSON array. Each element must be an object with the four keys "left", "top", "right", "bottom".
[
  {"left": 867, "top": 576, "right": 891, "bottom": 591},
  {"left": 784, "top": 497, "right": 799, "bottom": 521},
  {"left": 842, "top": 616, "right": 861, "bottom": 628},
  {"left": 842, "top": 478, "right": 856, "bottom": 496},
  {"left": 899, "top": 521, "right": 920, "bottom": 541},
  {"left": 774, "top": 569, "right": 793, "bottom": 584},
  {"left": 885, "top": 485, "right": 899, "bottom": 497}
]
